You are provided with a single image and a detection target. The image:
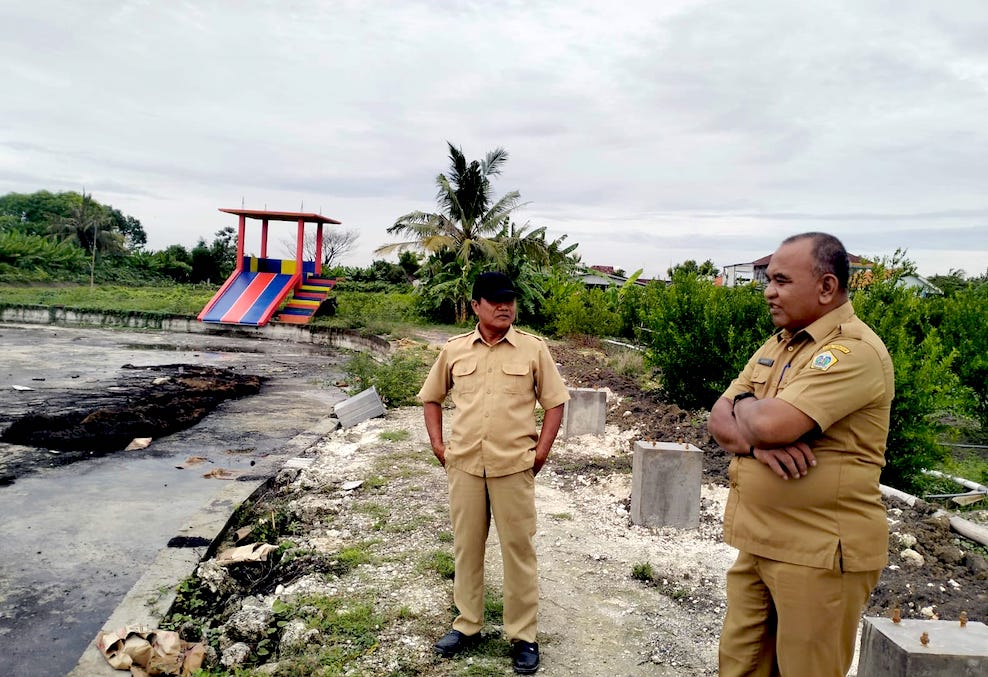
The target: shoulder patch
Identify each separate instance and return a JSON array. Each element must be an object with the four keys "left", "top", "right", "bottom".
[
  {"left": 810, "top": 350, "right": 839, "bottom": 371},
  {"left": 821, "top": 343, "right": 851, "bottom": 354}
]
